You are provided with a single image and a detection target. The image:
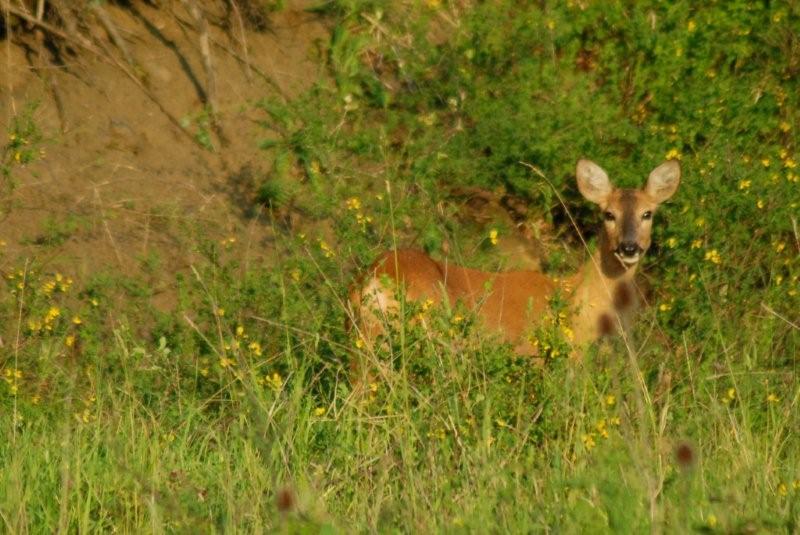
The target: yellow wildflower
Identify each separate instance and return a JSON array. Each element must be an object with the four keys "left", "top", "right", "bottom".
[
  {"left": 738, "top": 179, "right": 751, "bottom": 190},
  {"left": 72, "top": 316, "right": 82, "bottom": 325},
  {"left": 757, "top": 199, "right": 765, "bottom": 209},
  {"left": 314, "top": 407, "right": 326, "bottom": 417},
  {"left": 767, "top": 393, "right": 780, "bottom": 403},
  {"left": 65, "top": 335, "right": 75, "bottom": 347},
  {"left": 219, "top": 357, "right": 235, "bottom": 368},
  {"left": 489, "top": 229, "right": 499, "bottom": 245},
  {"left": 319, "top": 240, "right": 336, "bottom": 259},
  {"left": 596, "top": 420, "right": 609, "bottom": 439},
  {"left": 45, "top": 307, "right": 61, "bottom": 327},
  {"left": 704, "top": 249, "right": 721, "bottom": 265},
  {"left": 561, "top": 325, "right": 574, "bottom": 340},
  {"left": 420, "top": 112, "right": 437, "bottom": 127},
  {"left": 605, "top": 395, "right": 616, "bottom": 406},
  {"left": 248, "top": 341, "right": 262, "bottom": 356},
  {"left": 691, "top": 239, "right": 702, "bottom": 249},
  {"left": 266, "top": 372, "right": 283, "bottom": 390},
  {"left": 687, "top": 20, "right": 696, "bottom": 32},
  {"left": 779, "top": 121, "right": 791, "bottom": 133},
  {"left": 659, "top": 302, "right": 672, "bottom": 312},
  {"left": 41, "top": 280, "right": 56, "bottom": 295},
  {"left": 666, "top": 237, "right": 678, "bottom": 248},
  {"left": 581, "top": 433, "right": 596, "bottom": 450},
  {"left": 665, "top": 148, "right": 682, "bottom": 160},
  {"left": 778, "top": 483, "right": 788, "bottom": 497},
  {"left": 345, "top": 197, "right": 362, "bottom": 211}
]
